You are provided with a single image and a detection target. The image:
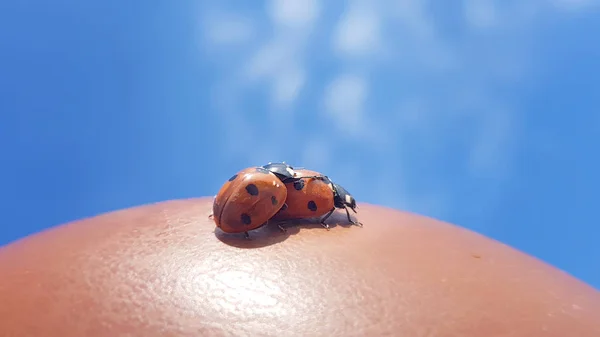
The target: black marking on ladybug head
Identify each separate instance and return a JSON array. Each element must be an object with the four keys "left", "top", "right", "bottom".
[
  {"left": 271, "top": 195, "right": 278, "bottom": 205},
  {"left": 293, "top": 179, "right": 305, "bottom": 191},
  {"left": 241, "top": 213, "right": 251, "bottom": 225},
  {"left": 307, "top": 200, "right": 317, "bottom": 212},
  {"left": 255, "top": 167, "right": 271, "bottom": 174},
  {"left": 332, "top": 182, "right": 357, "bottom": 213},
  {"left": 228, "top": 174, "right": 238, "bottom": 182},
  {"left": 262, "top": 162, "right": 296, "bottom": 182},
  {"left": 245, "top": 184, "right": 259, "bottom": 196}
]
